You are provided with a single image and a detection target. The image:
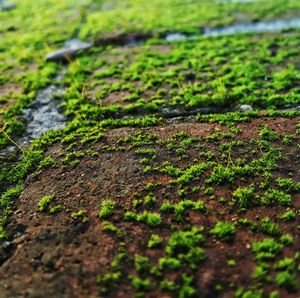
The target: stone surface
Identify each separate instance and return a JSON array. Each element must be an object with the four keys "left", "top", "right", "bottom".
[
  {"left": 45, "top": 39, "right": 93, "bottom": 62},
  {"left": 237, "top": 104, "right": 253, "bottom": 112}
]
